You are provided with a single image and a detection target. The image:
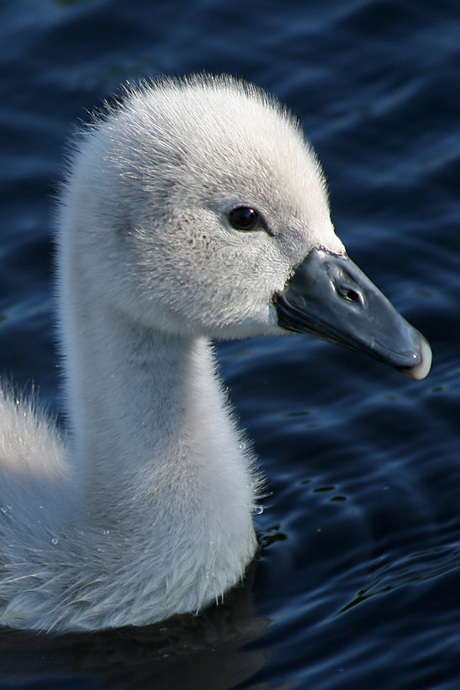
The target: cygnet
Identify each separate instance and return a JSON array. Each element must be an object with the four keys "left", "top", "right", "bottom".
[{"left": 0, "top": 75, "right": 431, "bottom": 632}]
